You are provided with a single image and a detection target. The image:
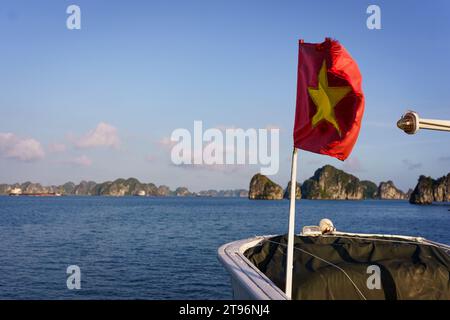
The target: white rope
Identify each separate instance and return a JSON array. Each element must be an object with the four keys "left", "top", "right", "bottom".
[{"left": 264, "top": 238, "right": 368, "bottom": 300}]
